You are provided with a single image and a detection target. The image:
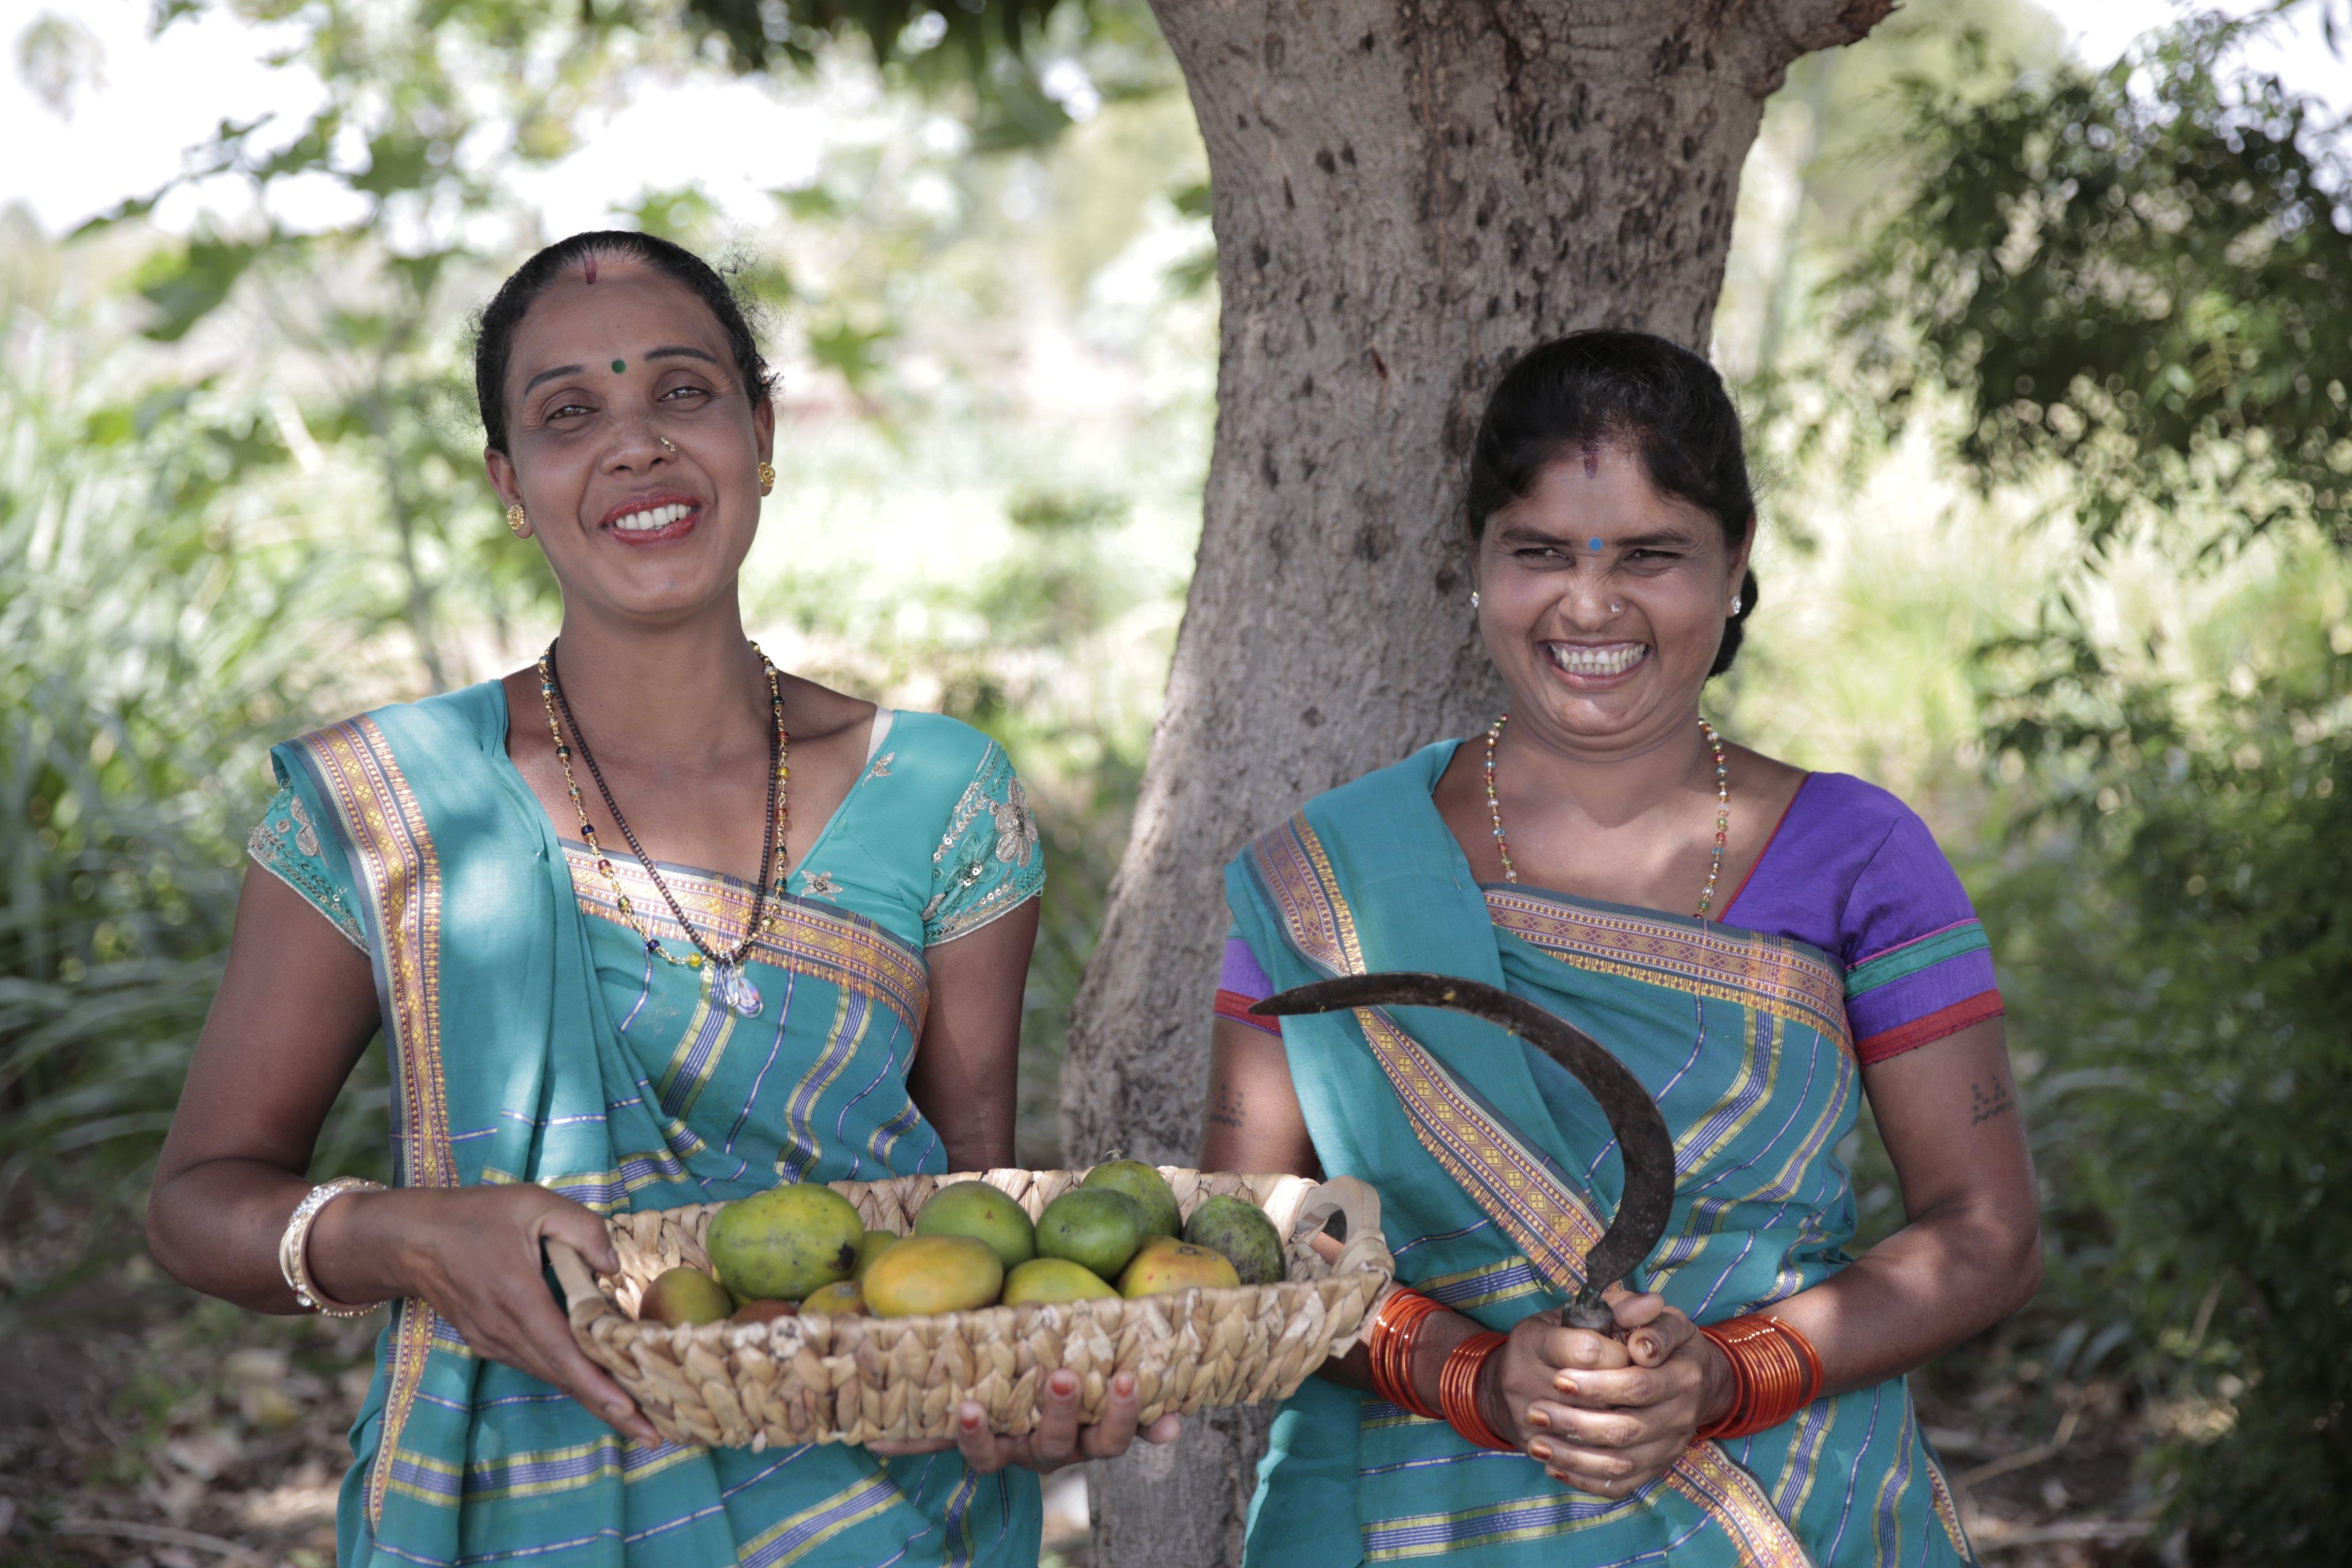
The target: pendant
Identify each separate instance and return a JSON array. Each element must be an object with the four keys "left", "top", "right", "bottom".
[{"left": 713, "top": 960, "right": 763, "bottom": 1019}]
